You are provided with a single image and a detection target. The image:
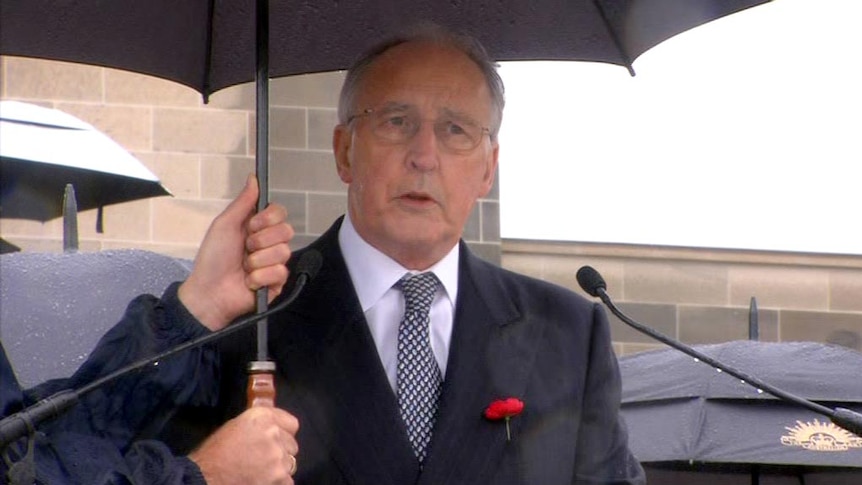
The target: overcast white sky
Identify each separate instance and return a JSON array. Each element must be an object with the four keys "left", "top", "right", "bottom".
[{"left": 497, "top": 0, "right": 862, "bottom": 255}]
